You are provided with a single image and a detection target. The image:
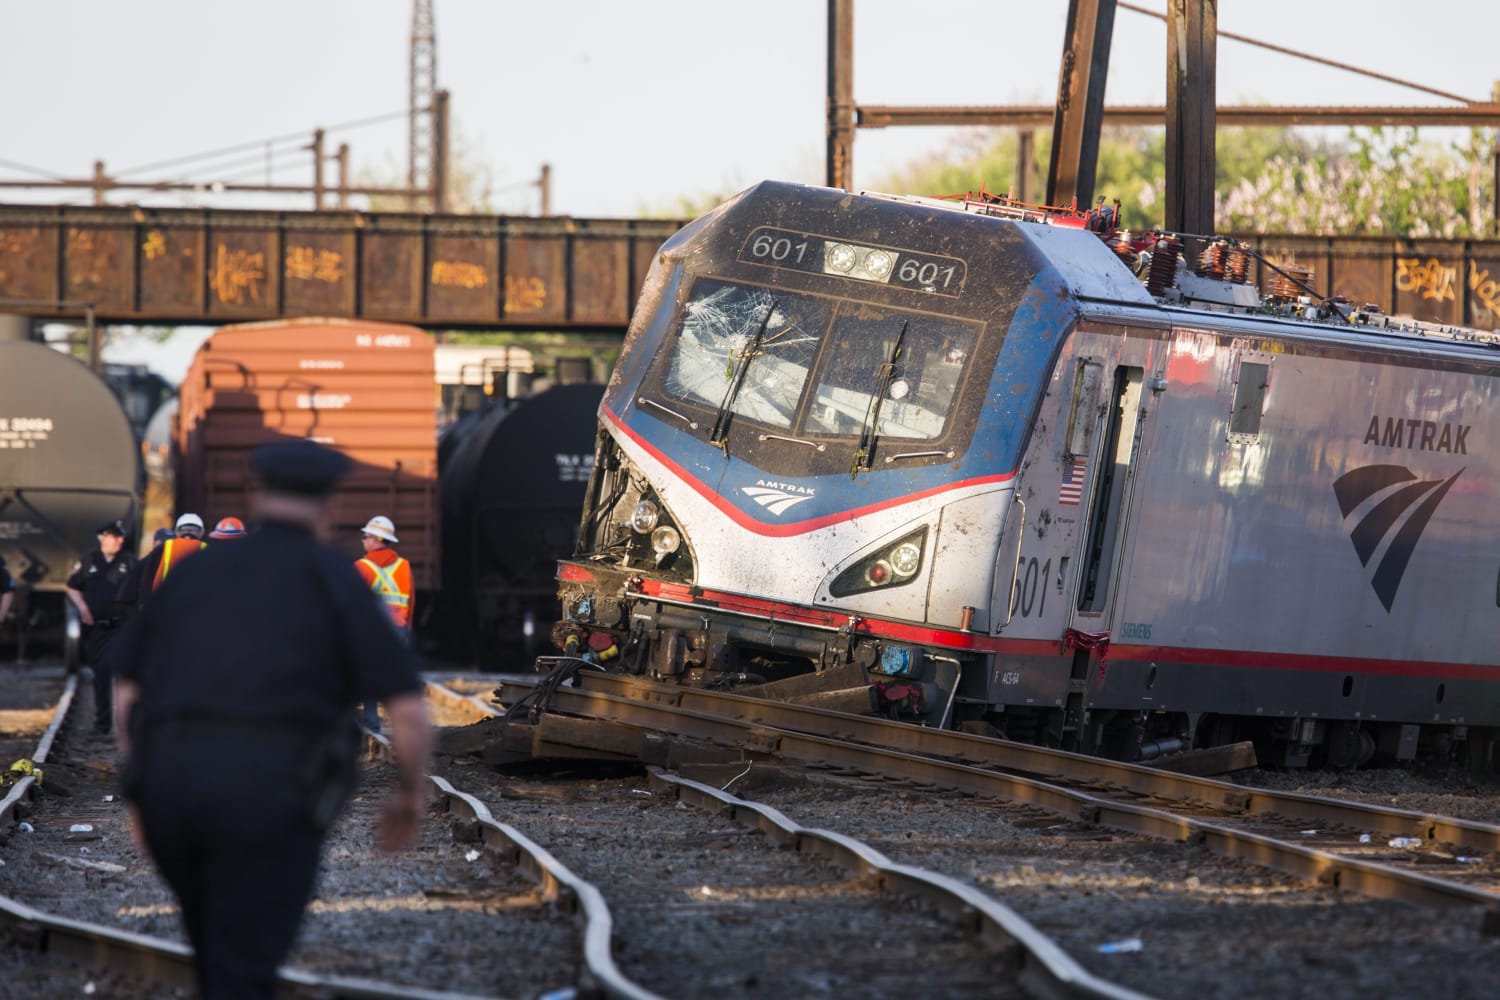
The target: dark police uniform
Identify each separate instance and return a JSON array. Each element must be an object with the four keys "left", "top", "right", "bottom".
[
  {"left": 0, "top": 553, "right": 13, "bottom": 628},
  {"left": 66, "top": 525, "right": 137, "bottom": 732},
  {"left": 113, "top": 442, "right": 423, "bottom": 998}
]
